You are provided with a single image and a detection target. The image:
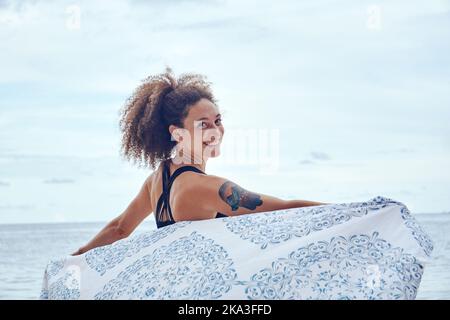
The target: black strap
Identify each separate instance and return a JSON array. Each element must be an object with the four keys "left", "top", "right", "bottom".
[
  {"left": 155, "top": 160, "right": 171, "bottom": 223},
  {"left": 168, "top": 165, "right": 205, "bottom": 187},
  {"left": 156, "top": 161, "right": 206, "bottom": 224}
]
